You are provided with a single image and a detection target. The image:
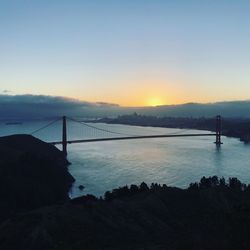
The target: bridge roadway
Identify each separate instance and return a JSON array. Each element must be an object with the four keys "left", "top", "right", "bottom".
[{"left": 50, "top": 133, "right": 216, "bottom": 145}]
